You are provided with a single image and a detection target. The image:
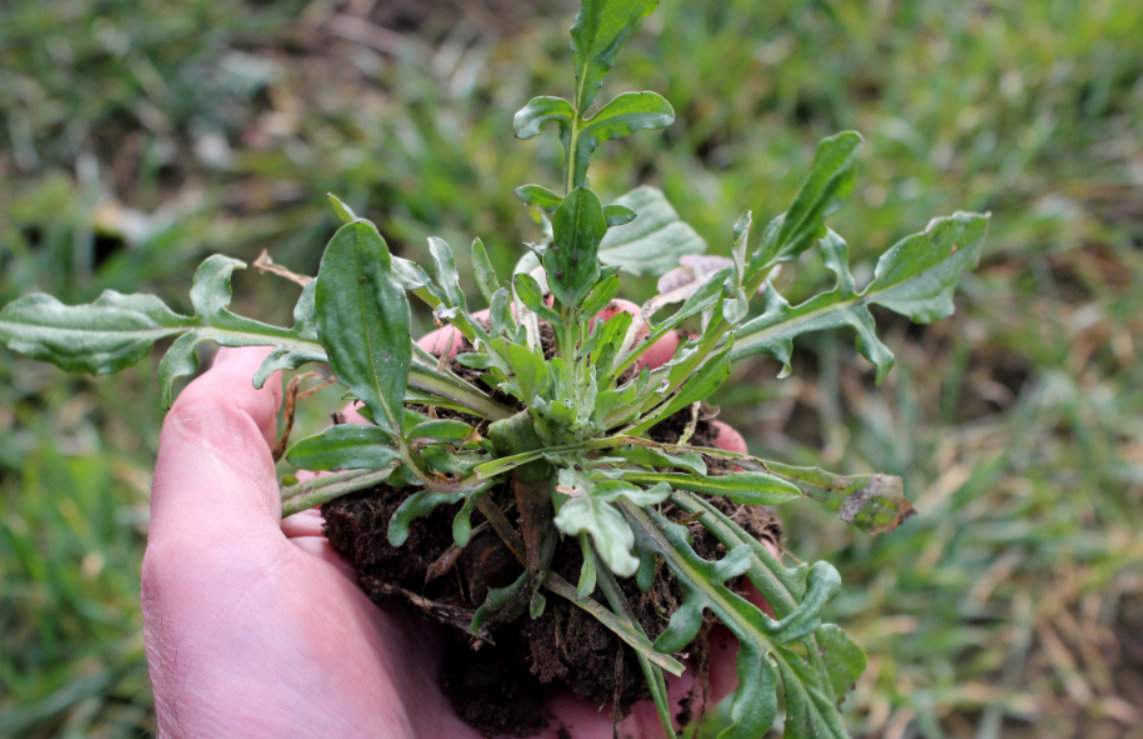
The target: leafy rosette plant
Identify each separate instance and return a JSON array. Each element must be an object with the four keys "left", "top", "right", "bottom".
[{"left": 0, "top": 0, "right": 988, "bottom": 736}]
